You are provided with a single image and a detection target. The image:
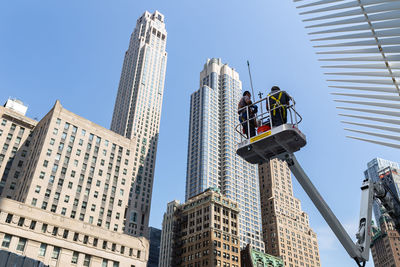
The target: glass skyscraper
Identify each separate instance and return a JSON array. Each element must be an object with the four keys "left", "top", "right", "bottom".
[
  {"left": 186, "top": 58, "right": 264, "bottom": 251},
  {"left": 111, "top": 10, "right": 167, "bottom": 237},
  {"left": 364, "top": 158, "right": 400, "bottom": 224}
]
